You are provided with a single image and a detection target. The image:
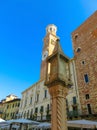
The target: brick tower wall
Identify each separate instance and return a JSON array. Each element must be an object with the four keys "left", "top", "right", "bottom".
[{"left": 72, "top": 11, "right": 97, "bottom": 115}]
